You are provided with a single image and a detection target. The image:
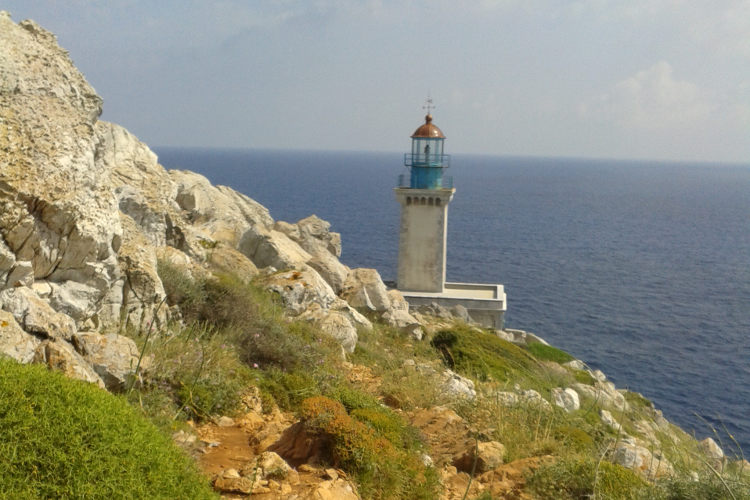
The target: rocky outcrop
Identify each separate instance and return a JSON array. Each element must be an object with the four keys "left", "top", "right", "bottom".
[{"left": 0, "top": 11, "right": 397, "bottom": 385}]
